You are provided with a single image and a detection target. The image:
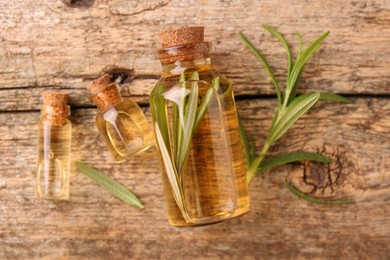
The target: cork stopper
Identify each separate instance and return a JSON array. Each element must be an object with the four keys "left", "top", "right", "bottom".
[
  {"left": 42, "top": 92, "right": 69, "bottom": 126},
  {"left": 43, "top": 92, "right": 68, "bottom": 107},
  {"left": 158, "top": 26, "right": 204, "bottom": 48},
  {"left": 87, "top": 74, "right": 122, "bottom": 111},
  {"left": 157, "top": 26, "right": 211, "bottom": 65},
  {"left": 86, "top": 74, "right": 113, "bottom": 94}
]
